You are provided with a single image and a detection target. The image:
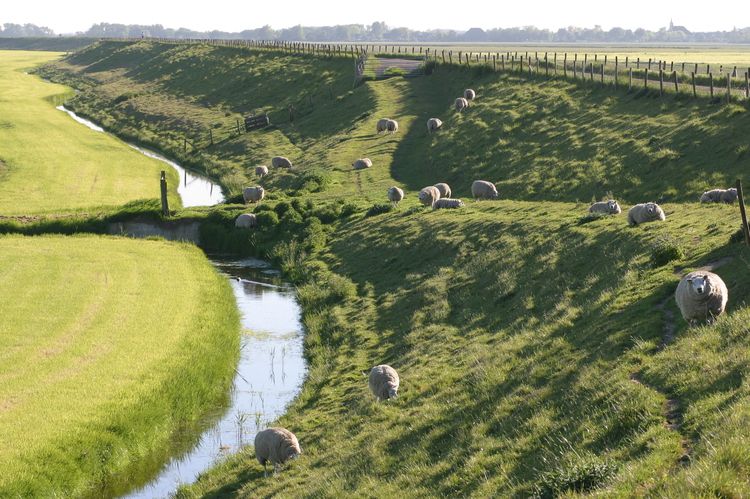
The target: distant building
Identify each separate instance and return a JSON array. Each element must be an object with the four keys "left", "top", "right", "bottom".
[{"left": 668, "top": 19, "right": 690, "bottom": 34}]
